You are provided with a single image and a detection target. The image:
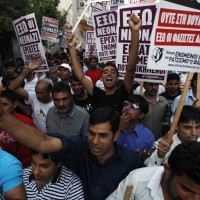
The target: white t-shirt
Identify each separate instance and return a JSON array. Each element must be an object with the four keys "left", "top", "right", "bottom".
[{"left": 27, "top": 92, "right": 54, "bottom": 132}]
